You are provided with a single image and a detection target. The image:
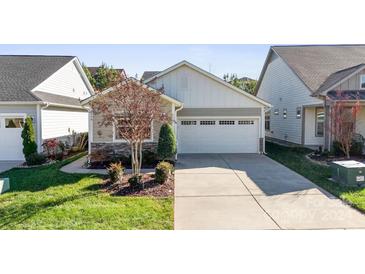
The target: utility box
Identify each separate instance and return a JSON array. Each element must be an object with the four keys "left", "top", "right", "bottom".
[
  {"left": 0, "top": 178, "right": 10, "bottom": 194},
  {"left": 331, "top": 161, "right": 365, "bottom": 187}
]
